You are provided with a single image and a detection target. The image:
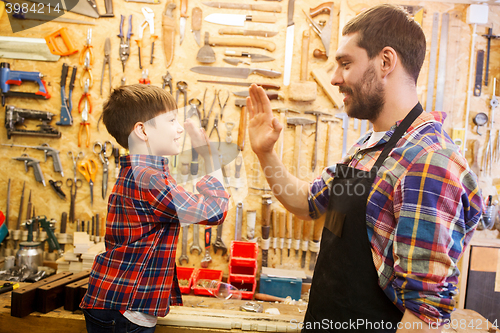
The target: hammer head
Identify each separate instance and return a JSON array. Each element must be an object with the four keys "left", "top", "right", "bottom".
[
  {"left": 286, "top": 117, "right": 315, "bottom": 126},
  {"left": 272, "top": 107, "right": 300, "bottom": 114},
  {"left": 235, "top": 99, "right": 247, "bottom": 107},
  {"left": 304, "top": 110, "right": 331, "bottom": 117}
]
